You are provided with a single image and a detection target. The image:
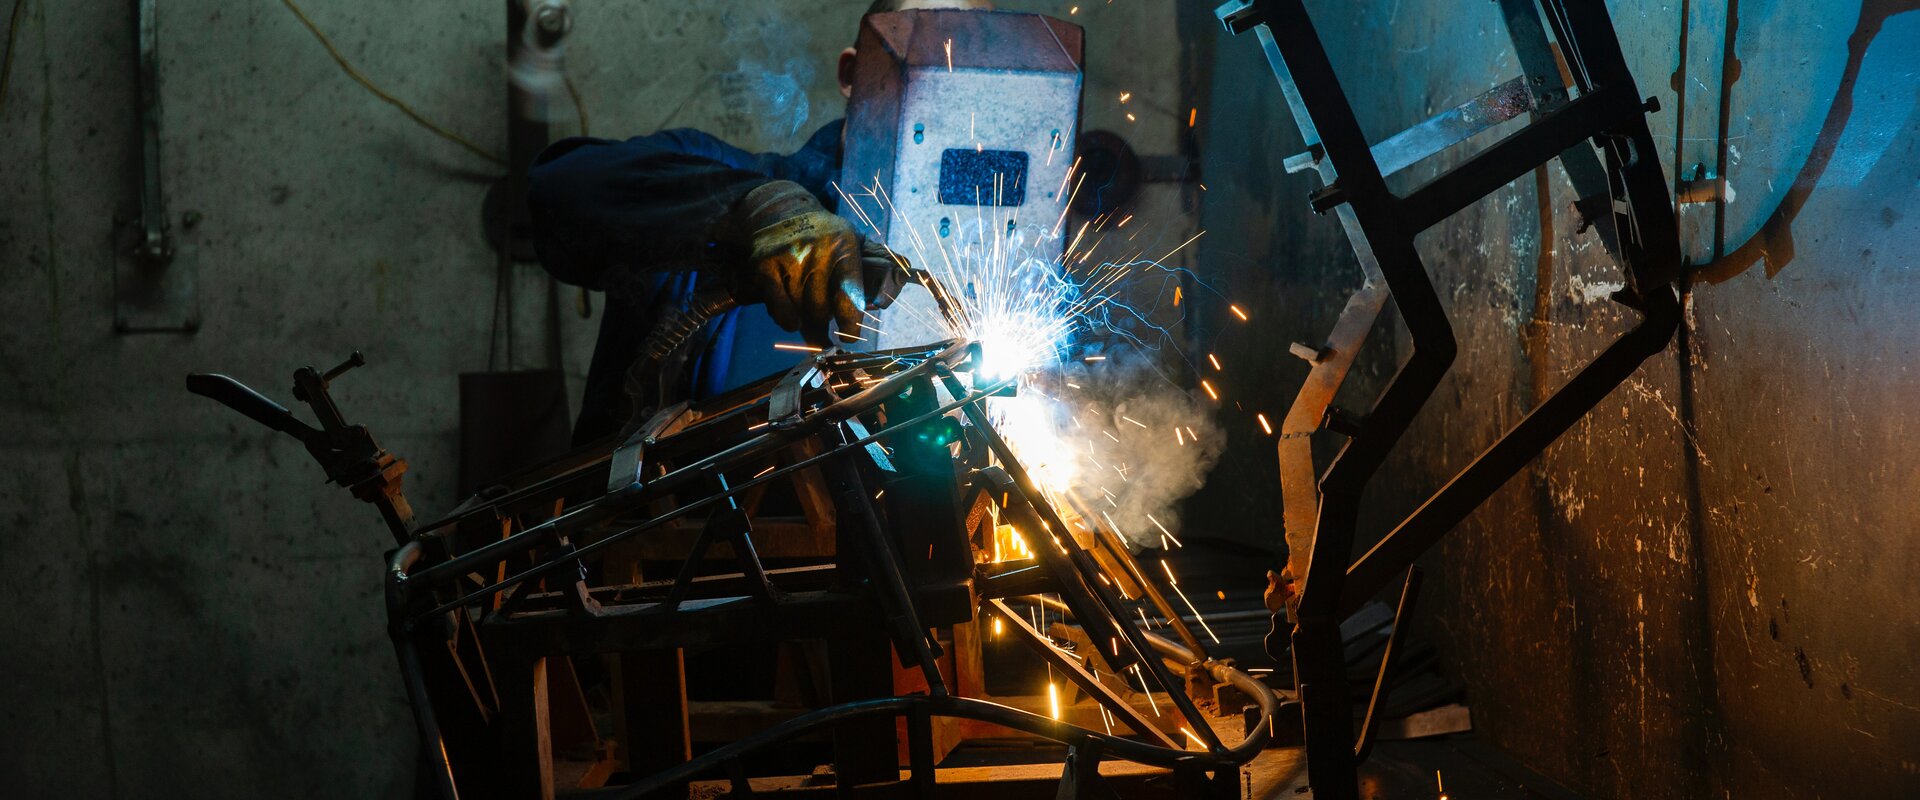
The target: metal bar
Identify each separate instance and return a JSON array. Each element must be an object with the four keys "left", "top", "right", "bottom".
[
  {"left": 1496, "top": 0, "right": 1624, "bottom": 258},
  {"left": 1064, "top": 492, "right": 1209, "bottom": 660},
  {"left": 942, "top": 370, "right": 1225, "bottom": 754},
  {"left": 386, "top": 542, "right": 463, "bottom": 800},
  {"left": 983, "top": 599, "right": 1181, "bottom": 750},
  {"left": 1339, "top": 288, "right": 1679, "bottom": 614},
  {"left": 907, "top": 708, "right": 935, "bottom": 799},
  {"left": 1353, "top": 567, "right": 1422, "bottom": 763},
  {"left": 977, "top": 470, "right": 1139, "bottom": 675},
  {"left": 409, "top": 376, "right": 1008, "bottom": 624},
  {"left": 1370, "top": 76, "right": 1536, "bottom": 177},
  {"left": 826, "top": 451, "right": 947, "bottom": 696},
  {"left": 135, "top": 0, "right": 169, "bottom": 265},
  {"left": 606, "top": 679, "right": 1279, "bottom": 800},
  {"left": 1398, "top": 85, "right": 1637, "bottom": 233},
  {"left": 1022, "top": 593, "right": 1194, "bottom": 665},
  {"left": 661, "top": 509, "right": 732, "bottom": 612}
]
